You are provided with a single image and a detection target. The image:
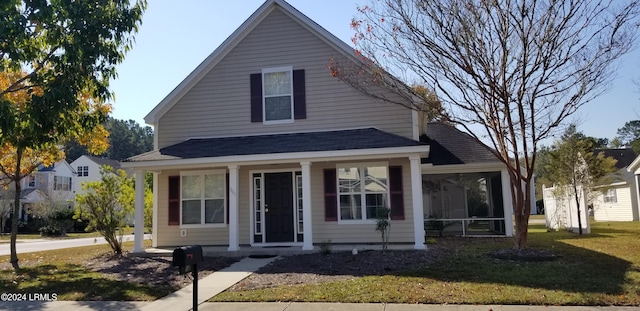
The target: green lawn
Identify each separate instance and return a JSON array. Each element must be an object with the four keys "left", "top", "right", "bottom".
[
  {"left": 0, "top": 240, "right": 170, "bottom": 301},
  {"left": 213, "top": 221, "right": 640, "bottom": 306}
]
